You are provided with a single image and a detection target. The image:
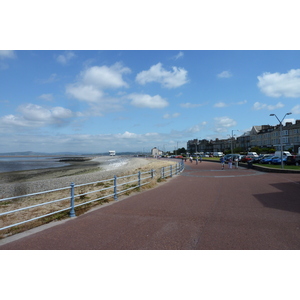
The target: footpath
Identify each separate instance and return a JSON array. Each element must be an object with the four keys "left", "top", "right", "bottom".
[{"left": 1, "top": 160, "right": 300, "bottom": 250}]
